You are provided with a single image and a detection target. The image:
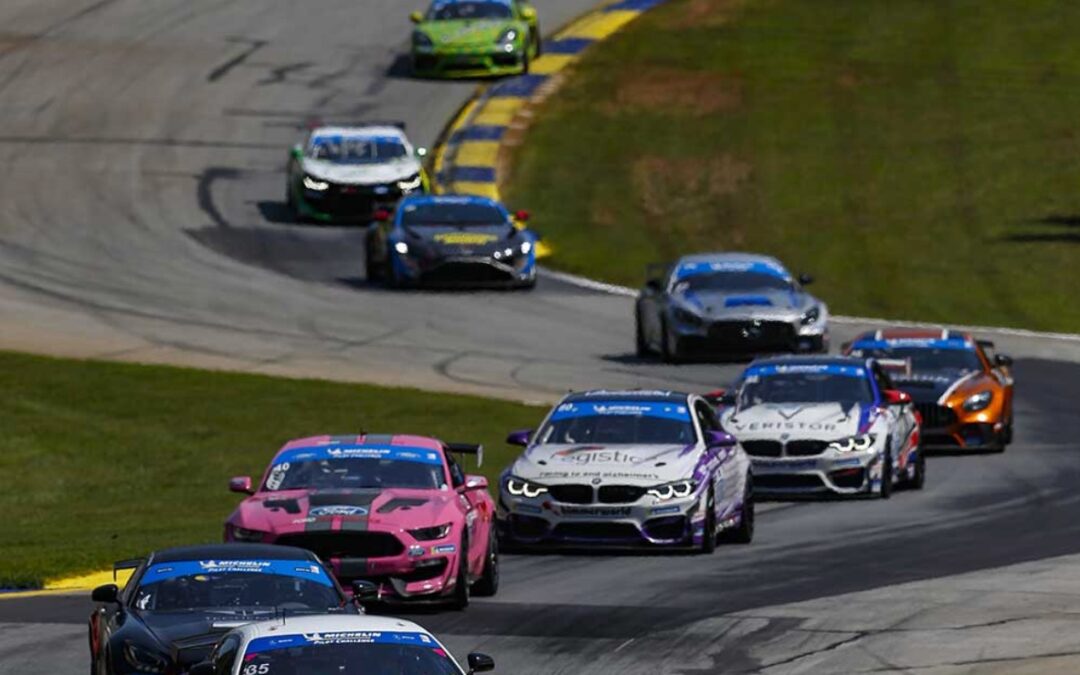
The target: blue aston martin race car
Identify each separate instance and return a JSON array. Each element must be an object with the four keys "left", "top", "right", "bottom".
[{"left": 365, "top": 194, "right": 538, "bottom": 289}]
